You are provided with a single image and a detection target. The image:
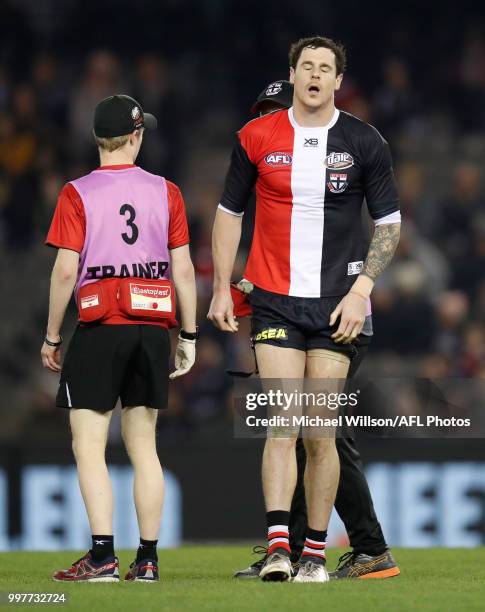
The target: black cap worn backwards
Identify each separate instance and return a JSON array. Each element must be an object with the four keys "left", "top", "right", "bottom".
[
  {"left": 251, "top": 80, "right": 294, "bottom": 114},
  {"left": 93, "top": 94, "right": 158, "bottom": 138}
]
